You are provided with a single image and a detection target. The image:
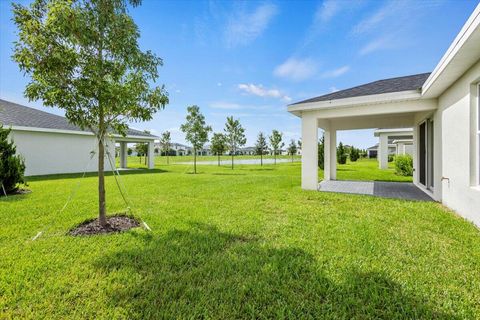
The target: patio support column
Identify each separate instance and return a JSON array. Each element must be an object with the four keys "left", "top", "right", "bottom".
[
  {"left": 301, "top": 115, "right": 318, "bottom": 190},
  {"left": 148, "top": 141, "right": 155, "bottom": 169},
  {"left": 379, "top": 133, "right": 388, "bottom": 169},
  {"left": 324, "top": 128, "right": 337, "bottom": 180},
  {"left": 120, "top": 142, "right": 128, "bottom": 168}
]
